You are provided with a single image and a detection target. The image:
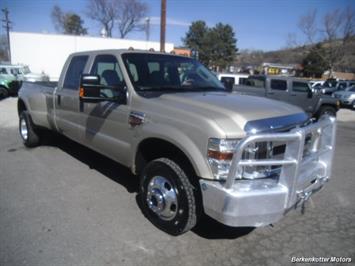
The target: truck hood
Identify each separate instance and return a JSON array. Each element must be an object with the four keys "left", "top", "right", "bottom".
[{"left": 156, "top": 92, "right": 307, "bottom": 137}]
